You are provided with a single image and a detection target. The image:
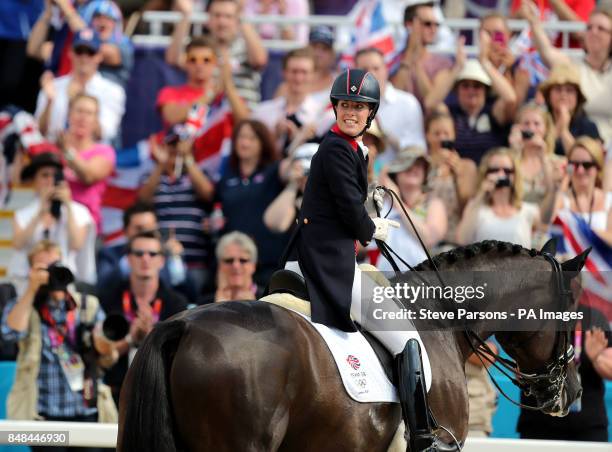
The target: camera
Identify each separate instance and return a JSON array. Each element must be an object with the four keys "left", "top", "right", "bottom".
[
  {"left": 495, "top": 177, "right": 512, "bottom": 189},
  {"left": 521, "top": 130, "right": 534, "bottom": 140},
  {"left": 440, "top": 140, "right": 455, "bottom": 150},
  {"left": 50, "top": 168, "right": 64, "bottom": 219},
  {"left": 47, "top": 263, "right": 74, "bottom": 291},
  {"left": 102, "top": 314, "right": 130, "bottom": 341}
]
